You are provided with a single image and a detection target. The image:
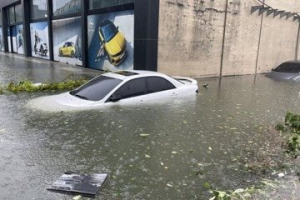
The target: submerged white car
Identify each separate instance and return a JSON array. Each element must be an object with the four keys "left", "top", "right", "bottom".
[{"left": 28, "top": 70, "right": 198, "bottom": 111}]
